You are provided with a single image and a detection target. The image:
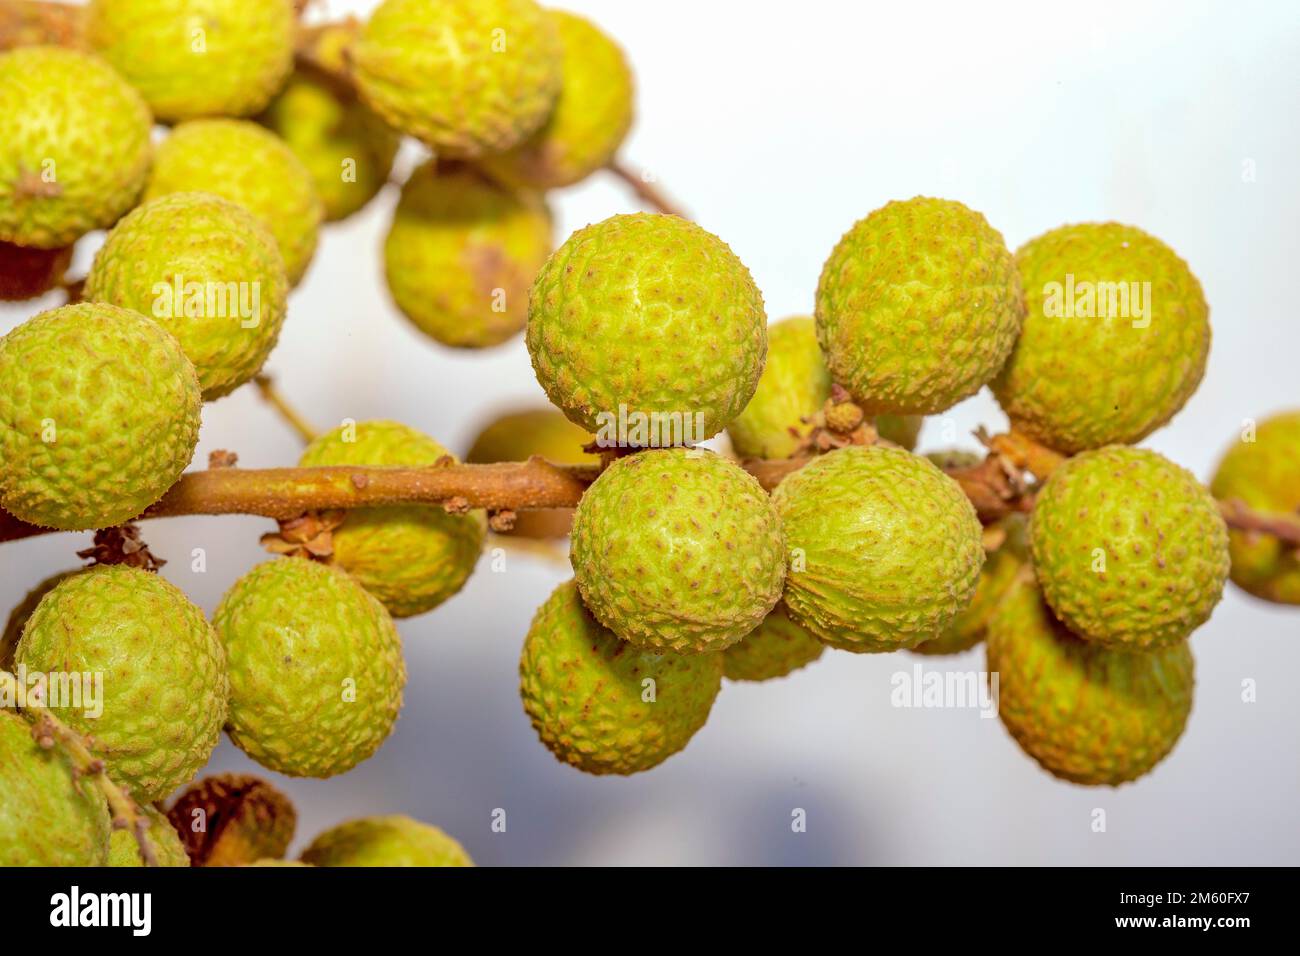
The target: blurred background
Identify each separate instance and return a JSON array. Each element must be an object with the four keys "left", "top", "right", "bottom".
[{"left": 2, "top": 0, "right": 1298, "bottom": 864}]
